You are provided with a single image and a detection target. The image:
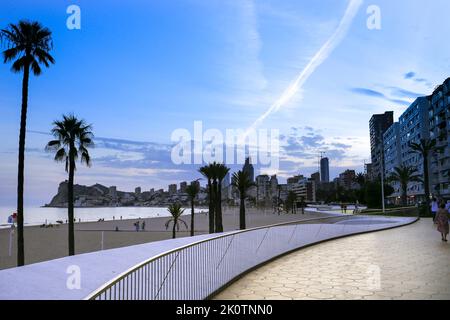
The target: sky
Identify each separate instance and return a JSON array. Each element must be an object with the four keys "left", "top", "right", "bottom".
[{"left": 0, "top": 0, "right": 449, "bottom": 206}]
